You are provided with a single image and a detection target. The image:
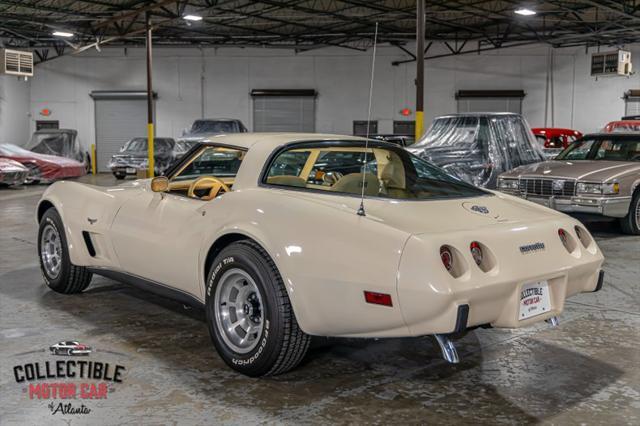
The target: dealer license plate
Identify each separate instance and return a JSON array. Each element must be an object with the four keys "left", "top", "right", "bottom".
[
  {"left": 519, "top": 280, "right": 551, "bottom": 320},
  {"left": 126, "top": 168, "right": 136, "bottom": 173}
]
